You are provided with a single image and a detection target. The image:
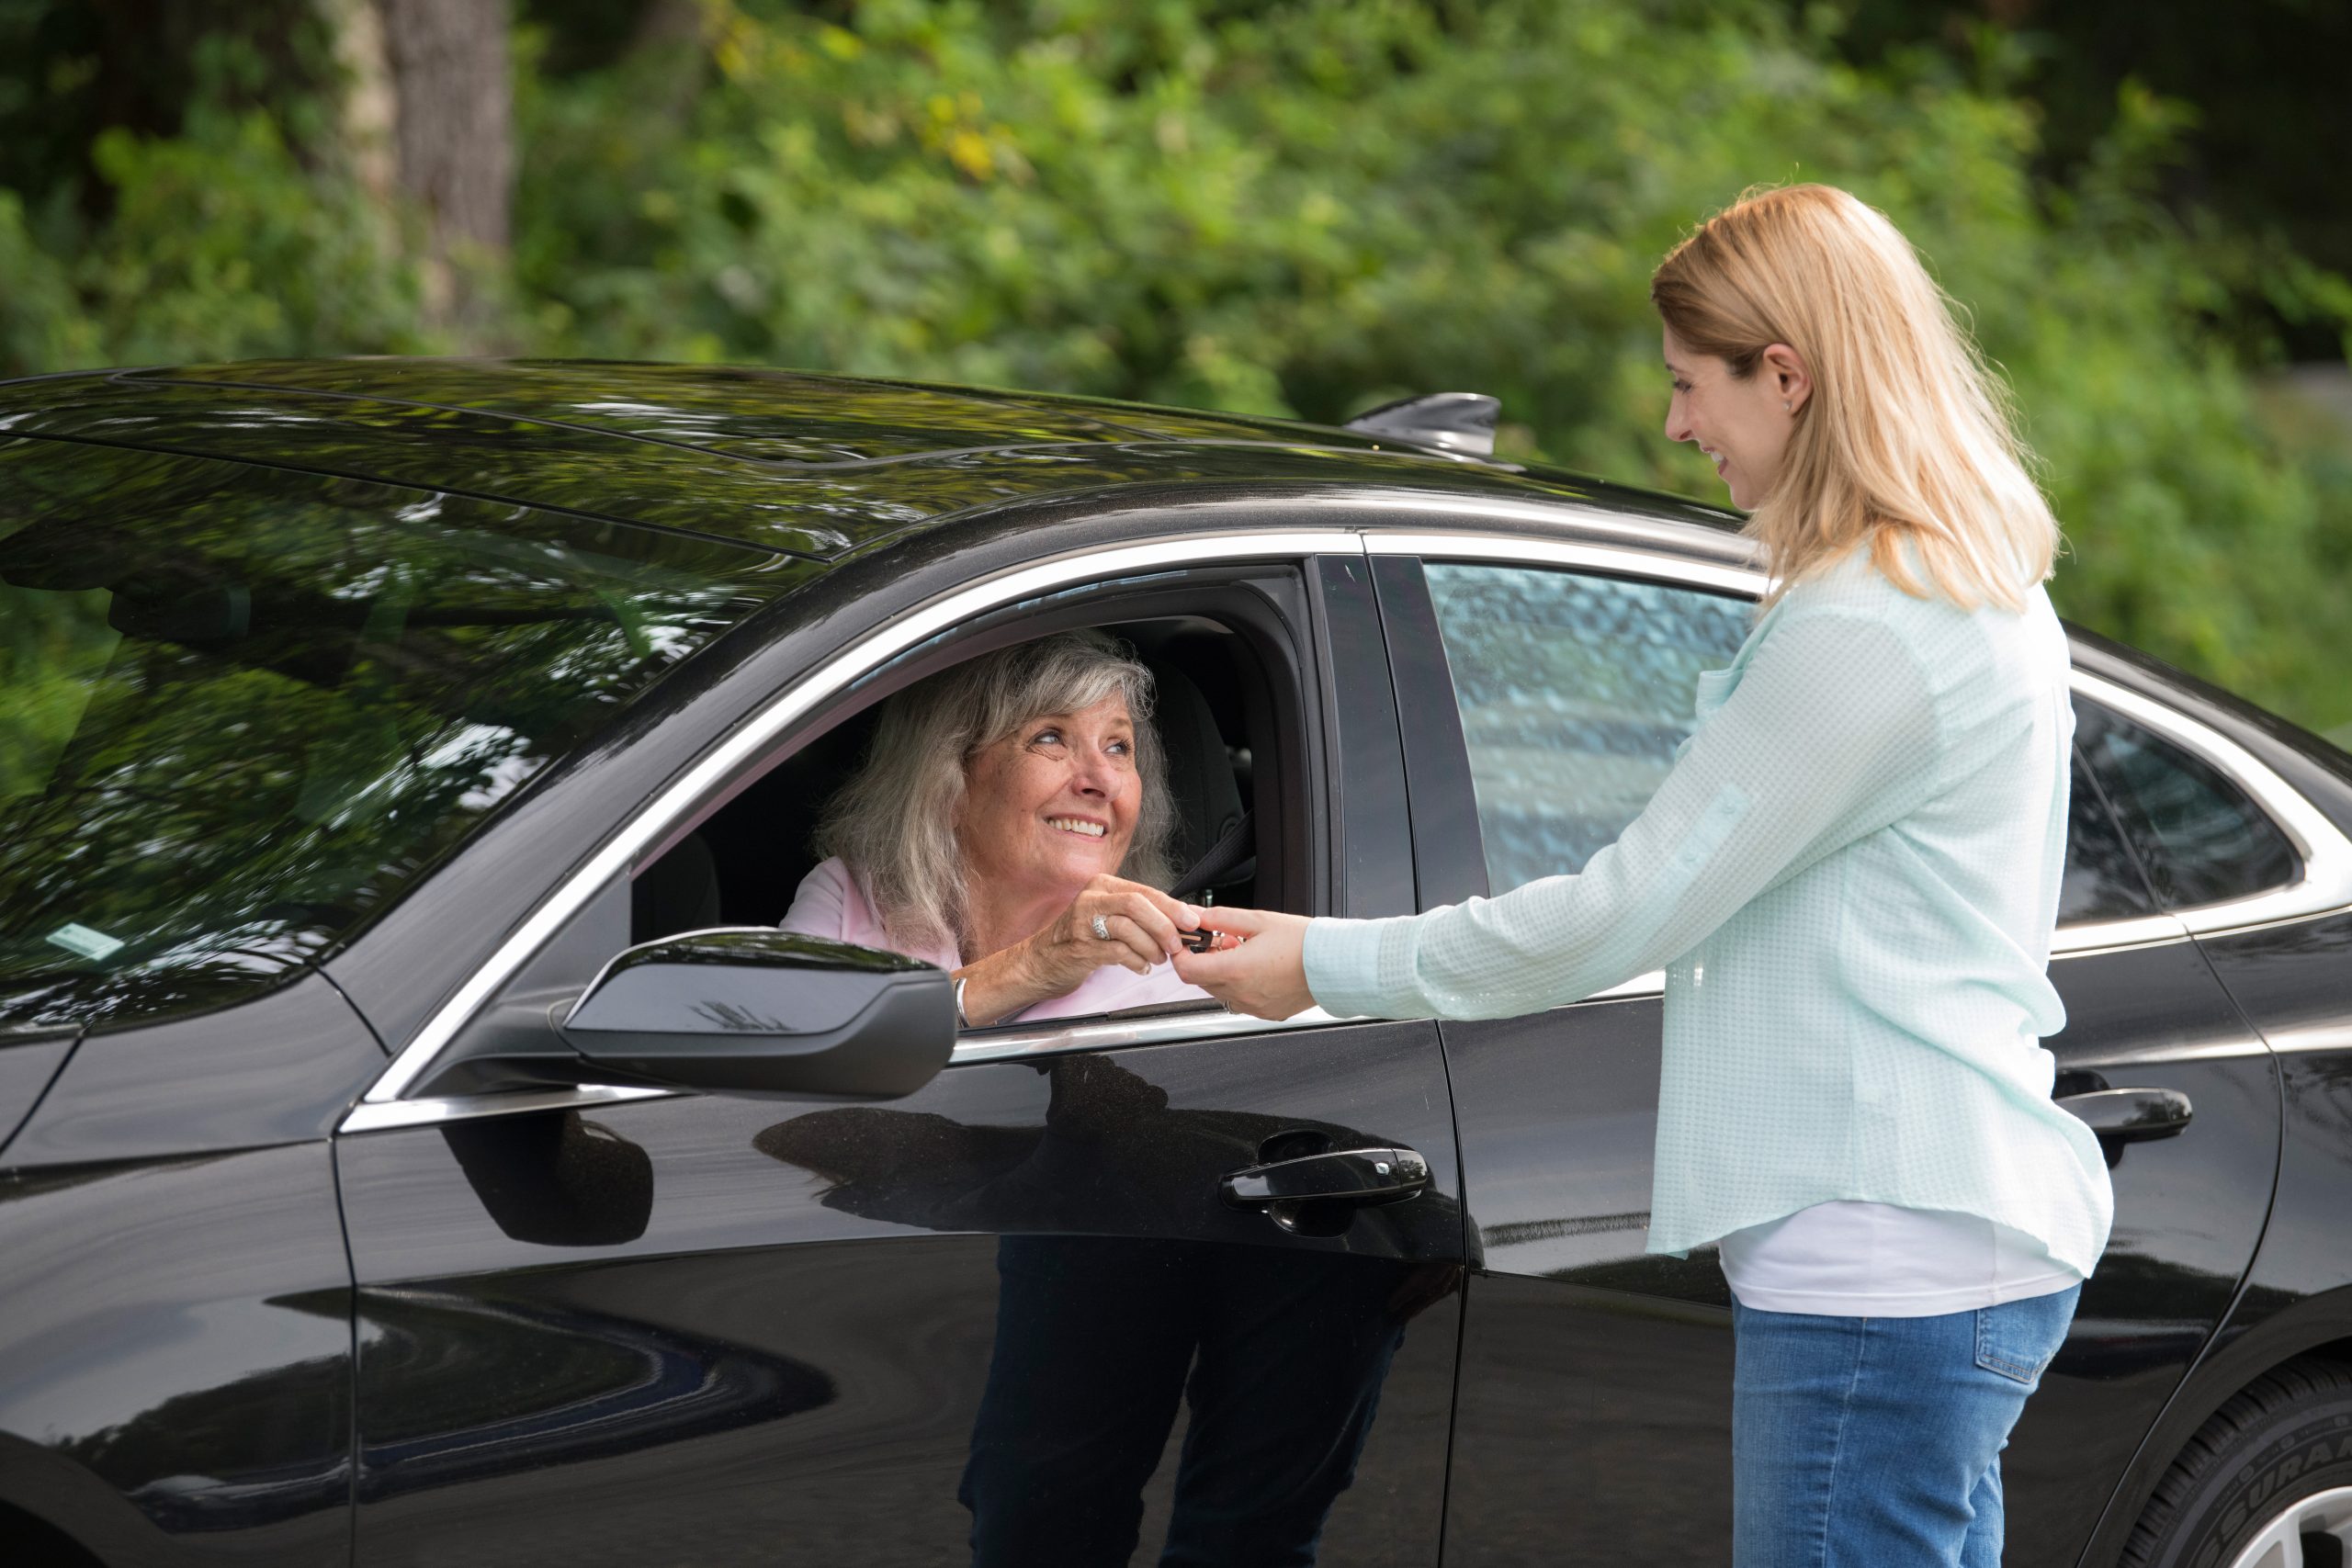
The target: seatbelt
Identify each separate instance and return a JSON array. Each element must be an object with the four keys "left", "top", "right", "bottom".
[{"left": 1170, "top": 810, "right": 1254, "bottom": 902}]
